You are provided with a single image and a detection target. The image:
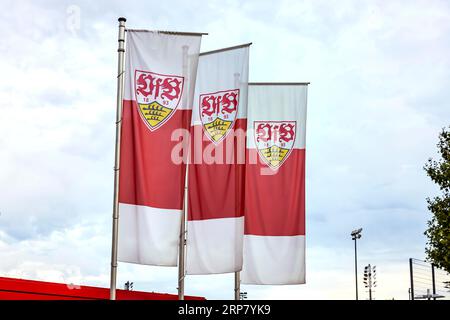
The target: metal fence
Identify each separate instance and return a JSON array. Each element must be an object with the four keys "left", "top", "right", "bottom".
[{"left": 409, "top": 258, "right": 450, "bottom": 300}]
